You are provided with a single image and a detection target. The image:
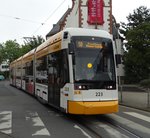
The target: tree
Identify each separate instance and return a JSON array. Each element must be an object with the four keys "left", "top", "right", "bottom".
[
  {"left": 0, "top": 36, "right": 45, "bottom": 64},
  {"left": 0, "top": 44, "right": 3, "bottom": 63},
  {"left": 121, "top": 6, "right": 150, "bottom": 35},
  {"left": 1, "top": 40, "right": 21, "bottom": 63},
  {"left": 20, "top": 44, "right": 32, "bottom": 56},
  {"left": 120, "top": 6, "right": 150, "bottom": 83},
  {"left": 19, "top": 35, "right": 45, "bottom": 56},
  {"left": 23, "top": 35, "right": 45, "bottom": 51}
]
